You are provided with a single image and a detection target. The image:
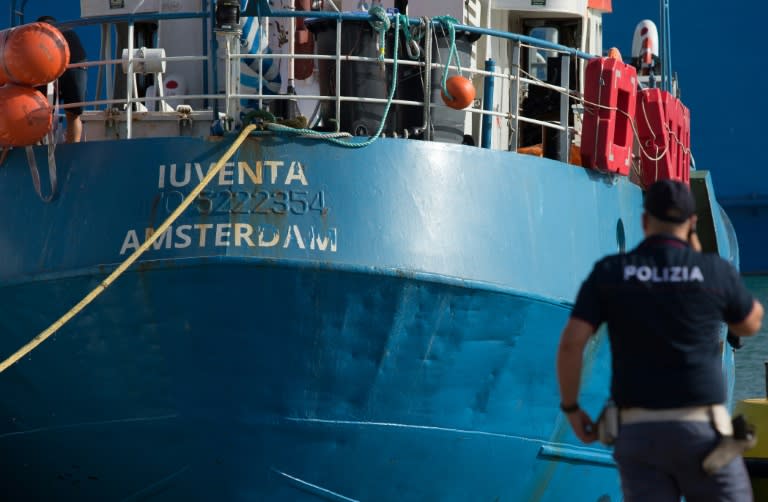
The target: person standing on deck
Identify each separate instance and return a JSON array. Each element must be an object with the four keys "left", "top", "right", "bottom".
[
  {"left": 36, "top": 16, "right": 87, "bottom": 143},
  {"left": 556, "top": 179, "right": 764, "bottom": 501}
]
